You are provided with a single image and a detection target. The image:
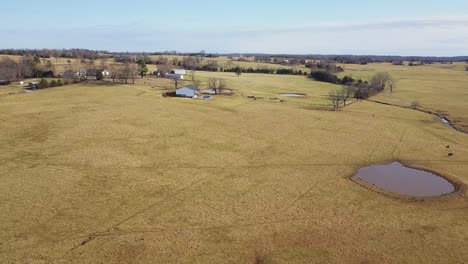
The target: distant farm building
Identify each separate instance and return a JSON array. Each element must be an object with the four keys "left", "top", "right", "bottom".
[
  {"left": 176, "top": 85, "right": 199, "bottom": 98},
  {"left": 86, "top": 69, "right": 99, "bottom": 77},
  {"left": 163, "top": 69, "right": 186, "bottom": 80},
  {"left": 165, "top": 74, "right": 184, "bottom": 80},
  {"left": 171, "top": 69, "right": 187, "bottom": 75},
  {"left": 63, "top": 70, "right": 86, "bottom": 78},
  {"left": 86, "top": 69, "right": 110, "bottom": 77}
]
